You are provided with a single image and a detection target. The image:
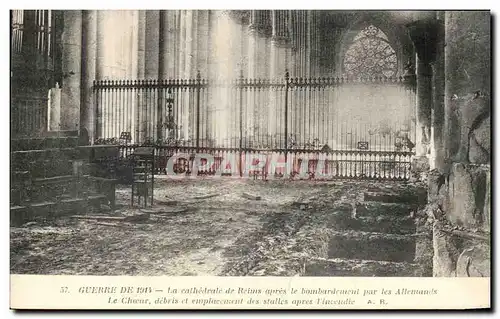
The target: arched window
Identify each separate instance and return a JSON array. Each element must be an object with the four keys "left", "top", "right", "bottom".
[{"left": 343, "top": 25, "right": 398, "bottom": 78}]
